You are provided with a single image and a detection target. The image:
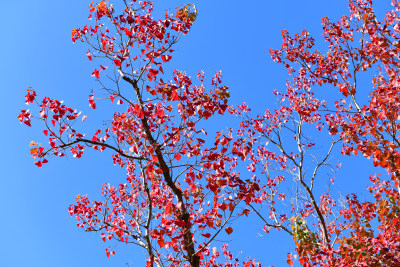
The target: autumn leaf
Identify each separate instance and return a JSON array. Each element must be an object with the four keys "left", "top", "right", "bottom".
[
  {"left": 22, "top": 0, "right": 400, "bottom": 266},
  {"left": 225, "top": 227, "right": 233, "bottom": 235},
  {"left": 29, "top": 141, "right": 38, "bottom": 147},
  {"left": 148, "top": 69, "right": 159, "bottom": 77},
  {"left": 30, "top": 148, "right": 39, "bottom": 155},
  {"left": 158, "top": 239, "right": 165, "bottom": 248},
  {"left": 287, "top": 253, "right": 294, "bottom": 266},
  {"left": 161, "top": 55, "right": 172, "bottom": 62}
]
